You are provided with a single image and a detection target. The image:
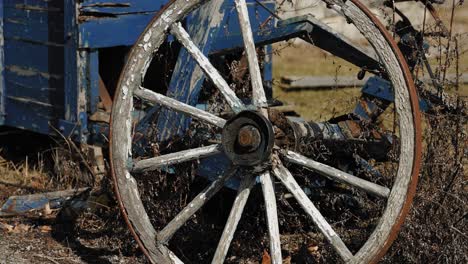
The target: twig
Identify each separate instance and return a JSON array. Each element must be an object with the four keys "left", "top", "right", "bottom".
[
  {"left": 450, "top": 225, "right": 467, "bottom": 239},
  {"left": 33, "top": 254, "right": 61, "bottom": 264},
  {"left": 68, "top": 139, "right": 97, "bottom": 186}
]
